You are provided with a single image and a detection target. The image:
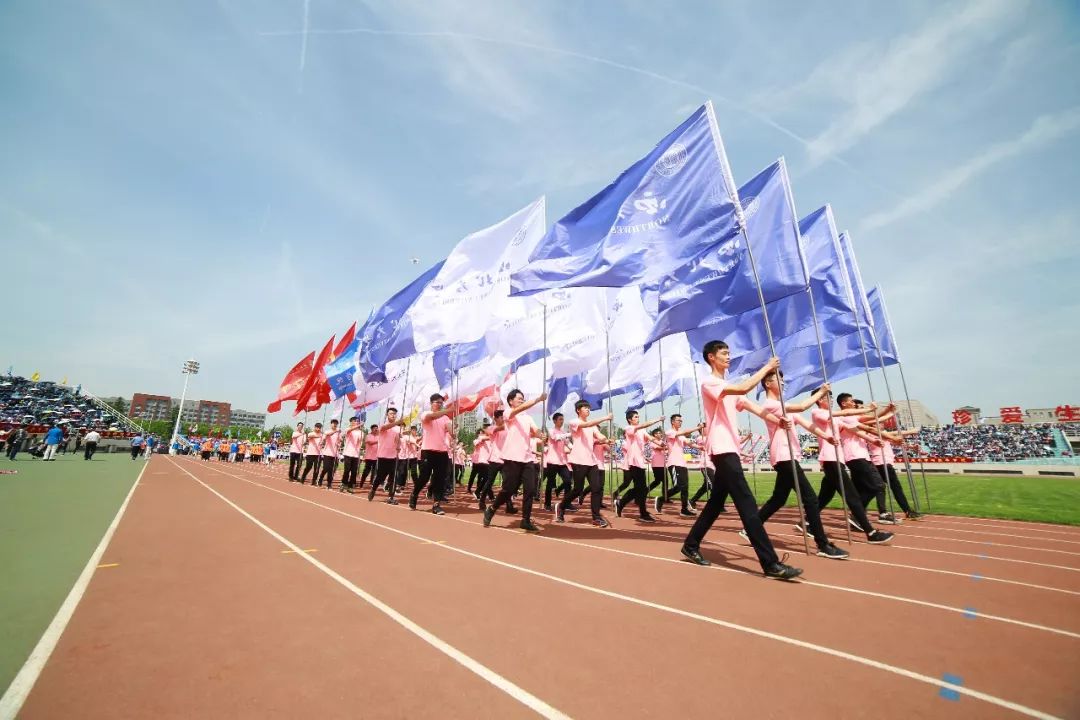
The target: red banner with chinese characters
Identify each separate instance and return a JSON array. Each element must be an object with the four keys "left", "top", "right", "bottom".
[
  {"left": 1000, "top": 406, "right": 1024, "bottom": 424},
  {"left": 1055, "top": 405, "right": 1079, "bottom": 422},
  {"left": 952, "top": 409, "right": 972, "bottom": 425}
]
